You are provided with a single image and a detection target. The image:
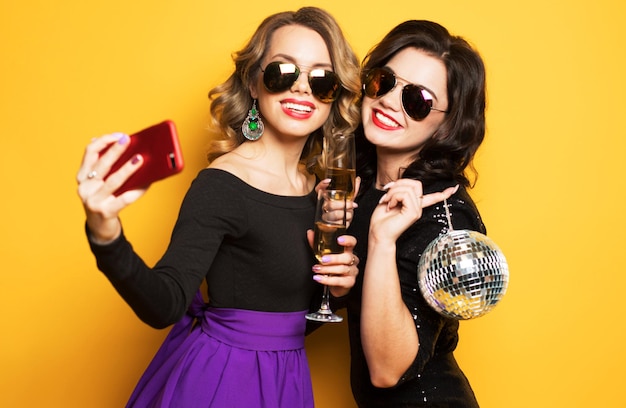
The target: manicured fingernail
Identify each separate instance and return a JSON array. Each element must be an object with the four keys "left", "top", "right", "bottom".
[
  {"left": 312, "top": 265, "right": 322, "bottom": 272},
  {"left": 337, "top": 236, "right": 346, "bottom": 244},
  {"left": 321, "top": 255, "right": 331, "bottom": 263},
  {"left": 313, "top": 275, "right": 323, "bottom": 282},
  {"left": 131, "top": 154, "right": 141, "bottom": 165},
  {"left": 118, "top": 134, "right": 130, "bottom": 145}
]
